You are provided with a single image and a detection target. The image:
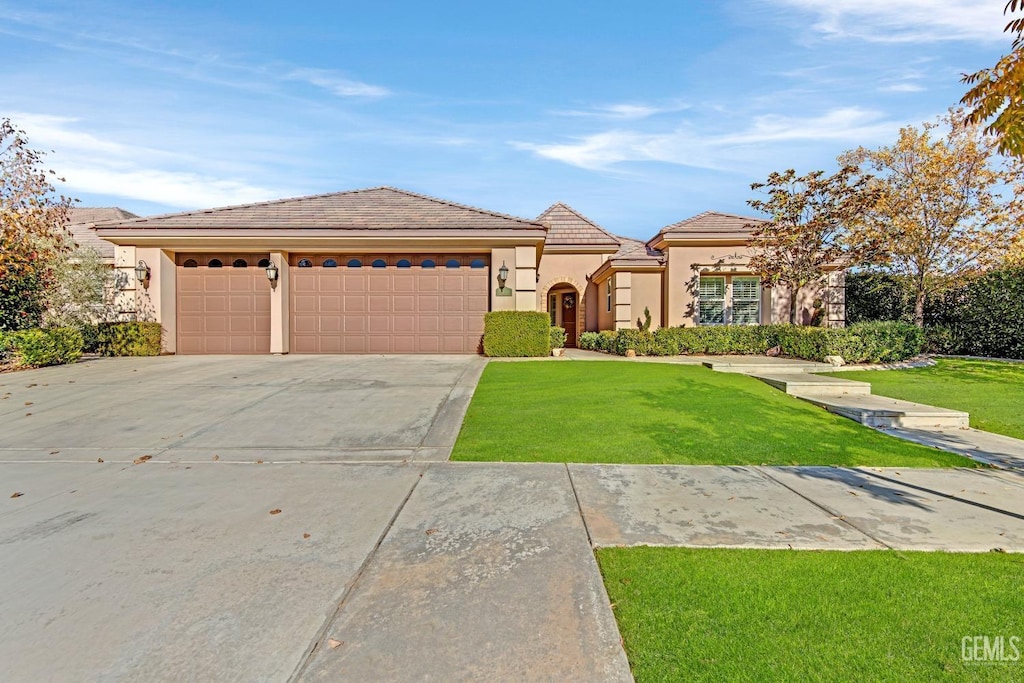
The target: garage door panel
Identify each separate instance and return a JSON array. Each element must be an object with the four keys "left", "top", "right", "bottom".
[
  {"left": 289, "top": 256, "right": 487, "bottom": 353},
  {"left": 176, "top": 258, "right": 270, "bottom": 355}
]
